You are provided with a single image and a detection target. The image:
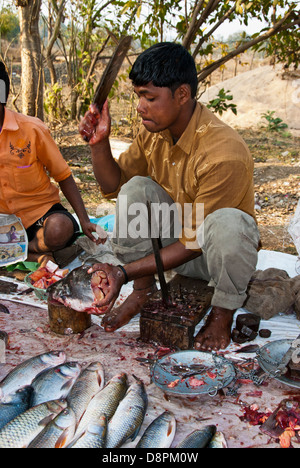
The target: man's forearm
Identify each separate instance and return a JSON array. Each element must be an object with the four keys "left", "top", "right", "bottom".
[
  {"left": 124, "top": 240, "right": 202, "bottom": 282},
  {"left": 91, "top": 138, "right": 121, "bottom": 194},
  {"left": 59, "top": 175, "right": 90, "bottom": 224}
]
